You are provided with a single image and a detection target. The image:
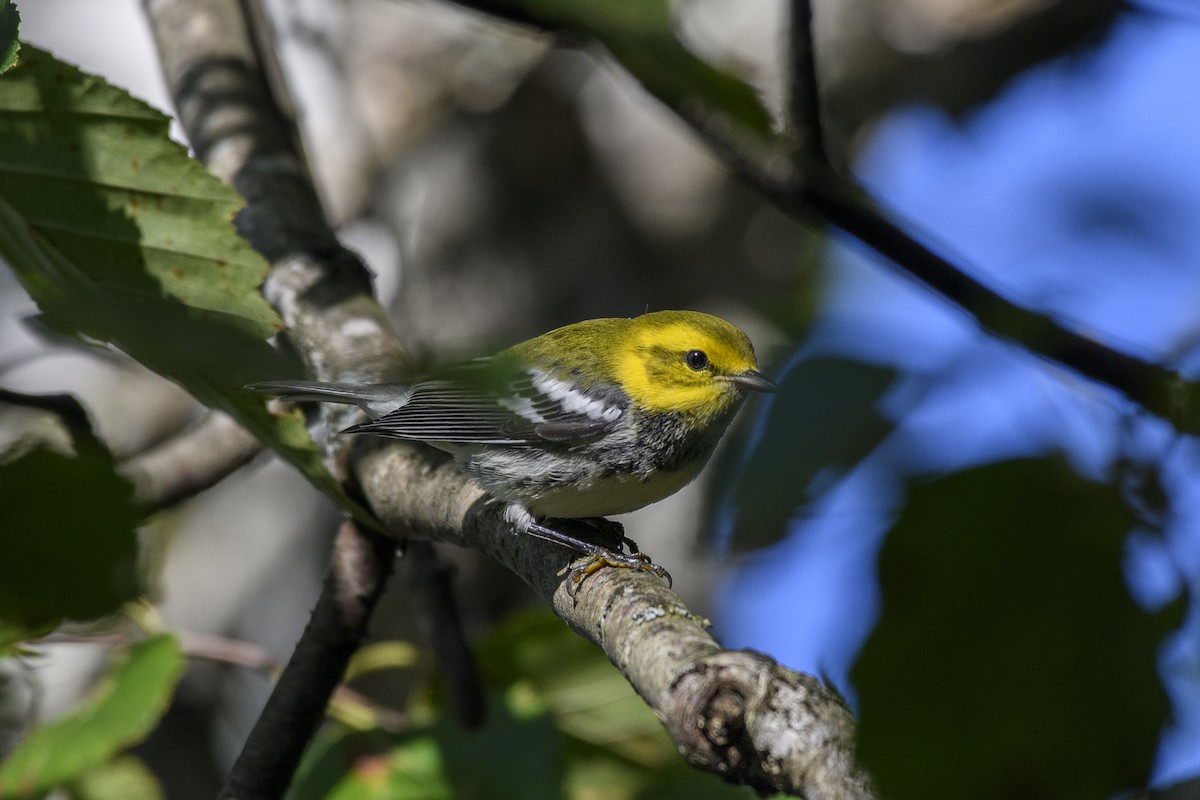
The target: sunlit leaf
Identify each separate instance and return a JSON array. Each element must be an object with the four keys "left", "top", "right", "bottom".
[
  {"left": 343, "top": 641, "right": 421, "bottom": 683},
  {"left": 66, "top": 756, "right": 163, "bottom": 800},
  {"left": 306, "top": 732, "right": 452, "bottom": 800},
  {"left": 0, "top": 46, "right": 374, "bottom": 524},
  {"left": 854, "top": 457, "right": 1183, "bottom": 800},
  {"left": 0, "top": 635, "right": 184, "bottom": 798},
  {"left": 296, "top": 700, "right": 561, "bottom": 800}
]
